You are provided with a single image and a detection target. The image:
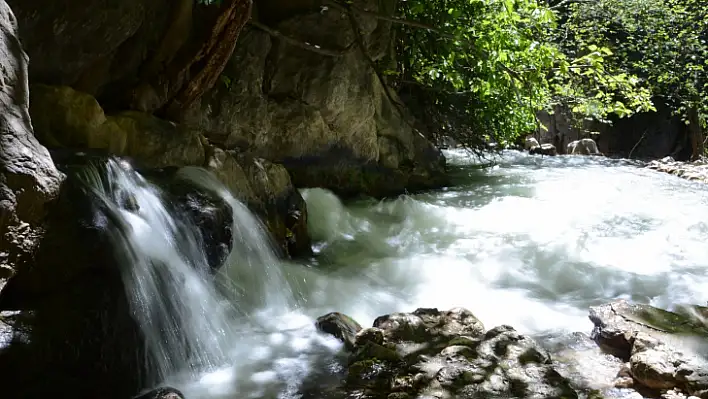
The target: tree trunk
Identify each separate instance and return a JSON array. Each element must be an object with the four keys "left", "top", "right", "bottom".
[
  {"left": 688, "top": 107, "right": 704, "bottom": 161},
  {"left": 127, "top": 0, "right": 253, "bottom": 120}
]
